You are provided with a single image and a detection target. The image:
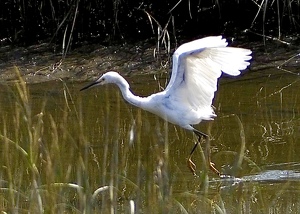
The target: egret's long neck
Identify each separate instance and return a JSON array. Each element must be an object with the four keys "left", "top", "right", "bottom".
[{"left": 115, "top": 78, "right": 144, "bottom": 108}]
